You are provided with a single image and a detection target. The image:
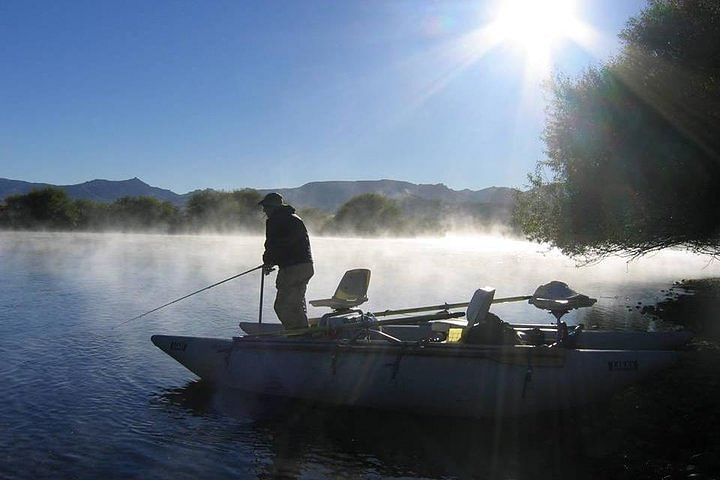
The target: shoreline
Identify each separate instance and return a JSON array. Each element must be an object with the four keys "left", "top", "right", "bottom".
[
  {"left": 649, "top": 278, "right": 720, "bottom": 343},
  {"left": 596, "top": 278, "right": 720, "bottom": 478}
]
